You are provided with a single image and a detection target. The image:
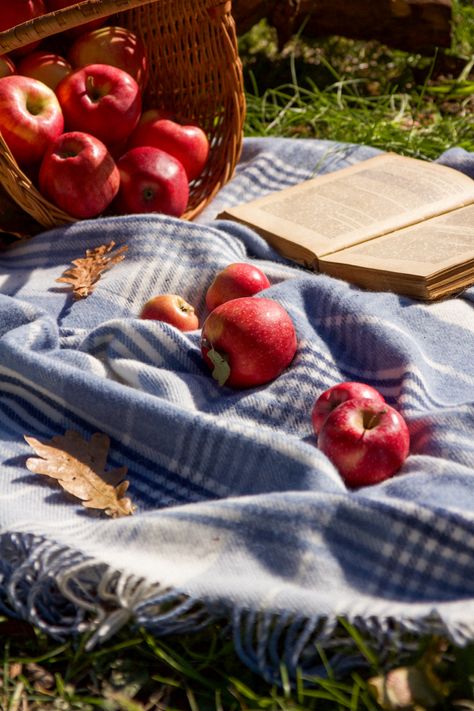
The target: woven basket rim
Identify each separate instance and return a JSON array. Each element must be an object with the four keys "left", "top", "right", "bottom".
[{"left": 0, "top": 0, "right": 234, "bottom": 54}]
